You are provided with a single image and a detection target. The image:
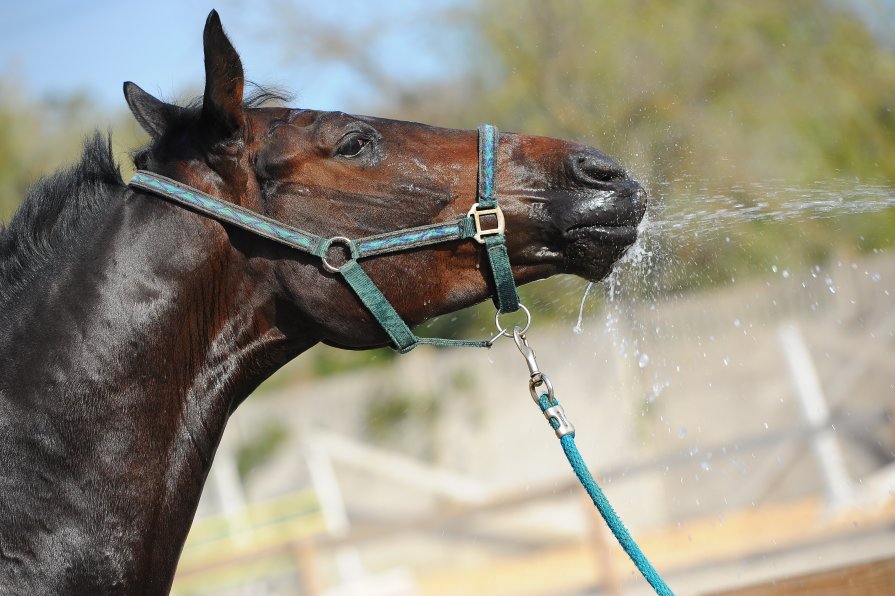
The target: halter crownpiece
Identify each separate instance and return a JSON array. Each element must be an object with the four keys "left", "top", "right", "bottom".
[{"left": 128, "top": 124, "right": 520, "bottom": 352}]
